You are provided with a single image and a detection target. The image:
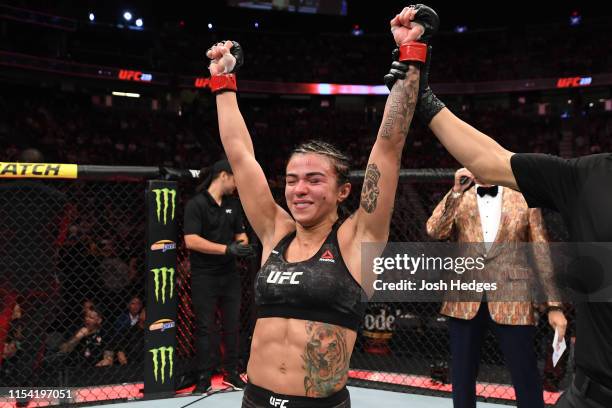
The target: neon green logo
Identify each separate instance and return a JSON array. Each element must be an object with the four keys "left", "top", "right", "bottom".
[
  {"left": 149, "top": 346, "right": 174, "bottom": 384},
  {"left": 151, "top": 267, "right": 174, "bottom": 304},
  {"left": 152, "top": 188, "right": 176, "bottom": 225}
]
